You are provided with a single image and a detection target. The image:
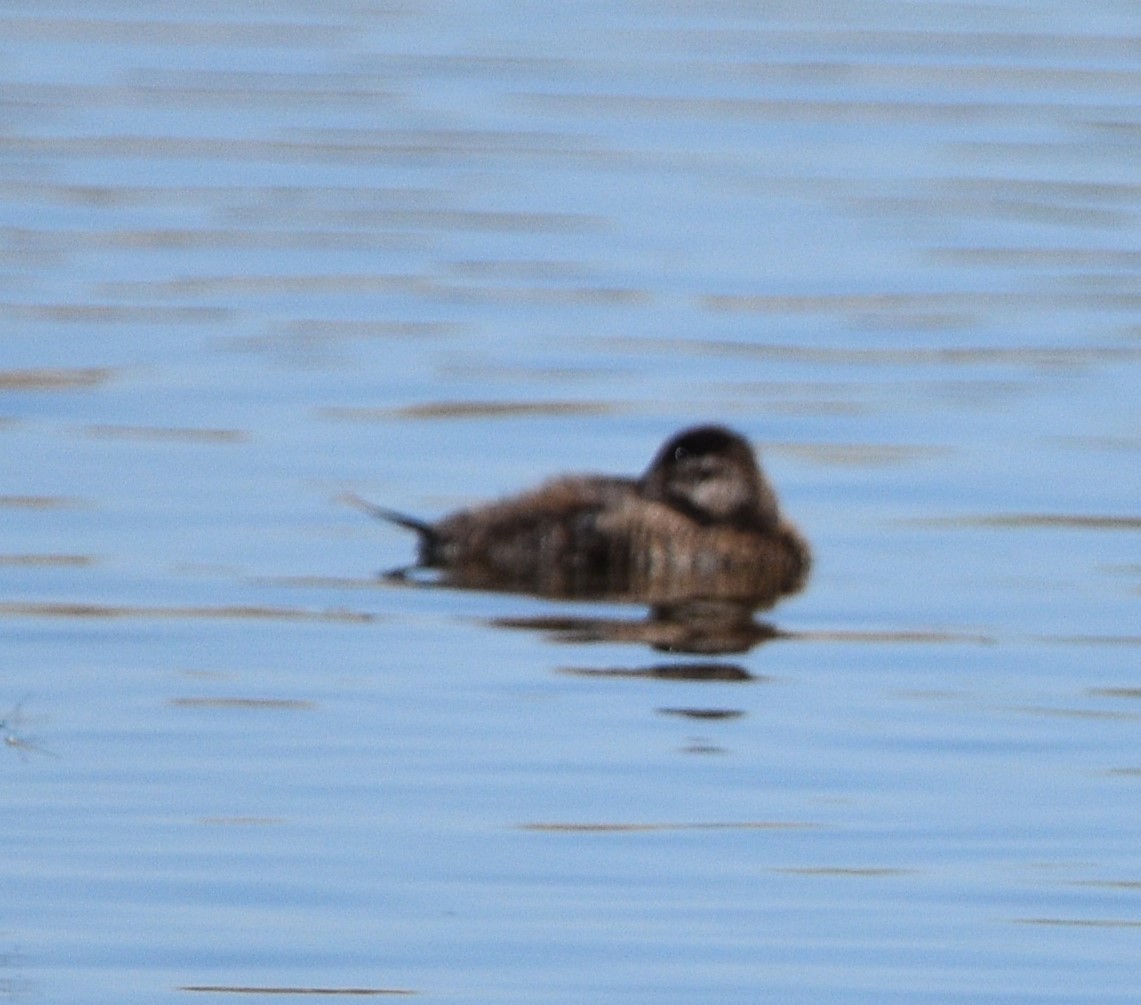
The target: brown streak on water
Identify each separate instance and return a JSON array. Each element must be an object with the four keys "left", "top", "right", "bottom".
[
  {"left": 0, "top": 366, "right": 115, "bottom": 390},
  {"left": 179, "top": 988, "right": 416, "bottom": 997},
  {"left": 0, "top": 495, "right": 87, "bottom": 509},
  {"left": 324, "top": 400, "right": 616, "bottom": 421},
  {"left": 519, "top": 821, "right": 816, "bottom": 833},
  {"left": 82, "top": 425, "right": 246, "bottom": 443},
  {"left": 169, "top": 698, "right": 317, "bottom": 710},
  {"left": 0, "top": 601, "right": 374, "bottom": 623},
  {"left": 0, "top": 554, "right": 95, "bottom": 567}
]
